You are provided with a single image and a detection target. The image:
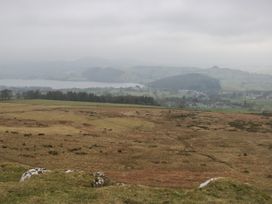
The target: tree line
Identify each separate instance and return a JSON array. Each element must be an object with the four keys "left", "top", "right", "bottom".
[
  {"left": 0, "top": 89, "right": 12, "bottom": 100},
  {"left": 14, "top": 90, "right": 157, "bottom": 105}
]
